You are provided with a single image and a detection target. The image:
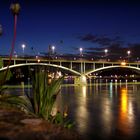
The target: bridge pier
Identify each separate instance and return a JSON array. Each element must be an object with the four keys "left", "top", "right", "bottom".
[{"left": 74, "top": 74, "right": 87, "bottom": 85}]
